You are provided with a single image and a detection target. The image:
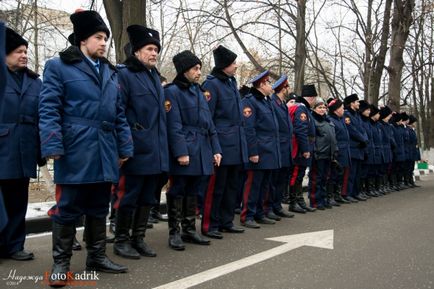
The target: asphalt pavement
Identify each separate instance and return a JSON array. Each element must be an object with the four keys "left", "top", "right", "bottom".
[{"left": 1, "top": 175, "right": 433, "bottom": 289}]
